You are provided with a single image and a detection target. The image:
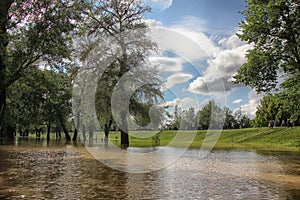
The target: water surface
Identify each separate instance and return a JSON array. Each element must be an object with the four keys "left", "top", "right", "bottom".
[{"left": 0, "top": 140, "right": 299, "bottom": 199}]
